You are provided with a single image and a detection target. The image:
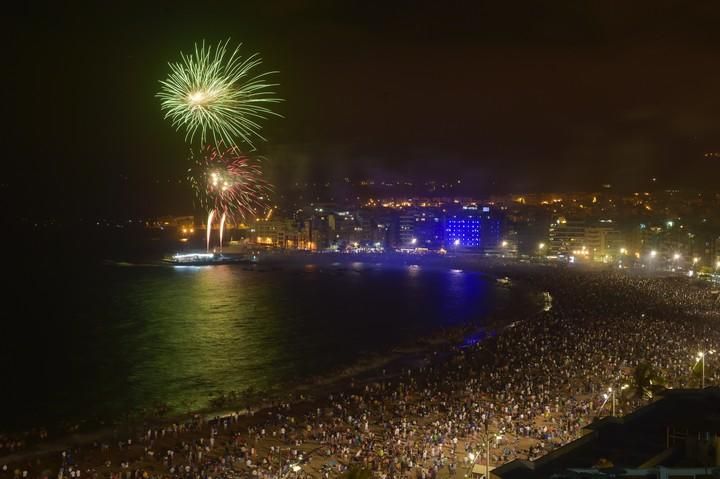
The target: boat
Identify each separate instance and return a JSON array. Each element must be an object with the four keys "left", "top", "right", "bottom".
[{"left": 163, "top": 252, "right": 251, "bottom": 266}]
